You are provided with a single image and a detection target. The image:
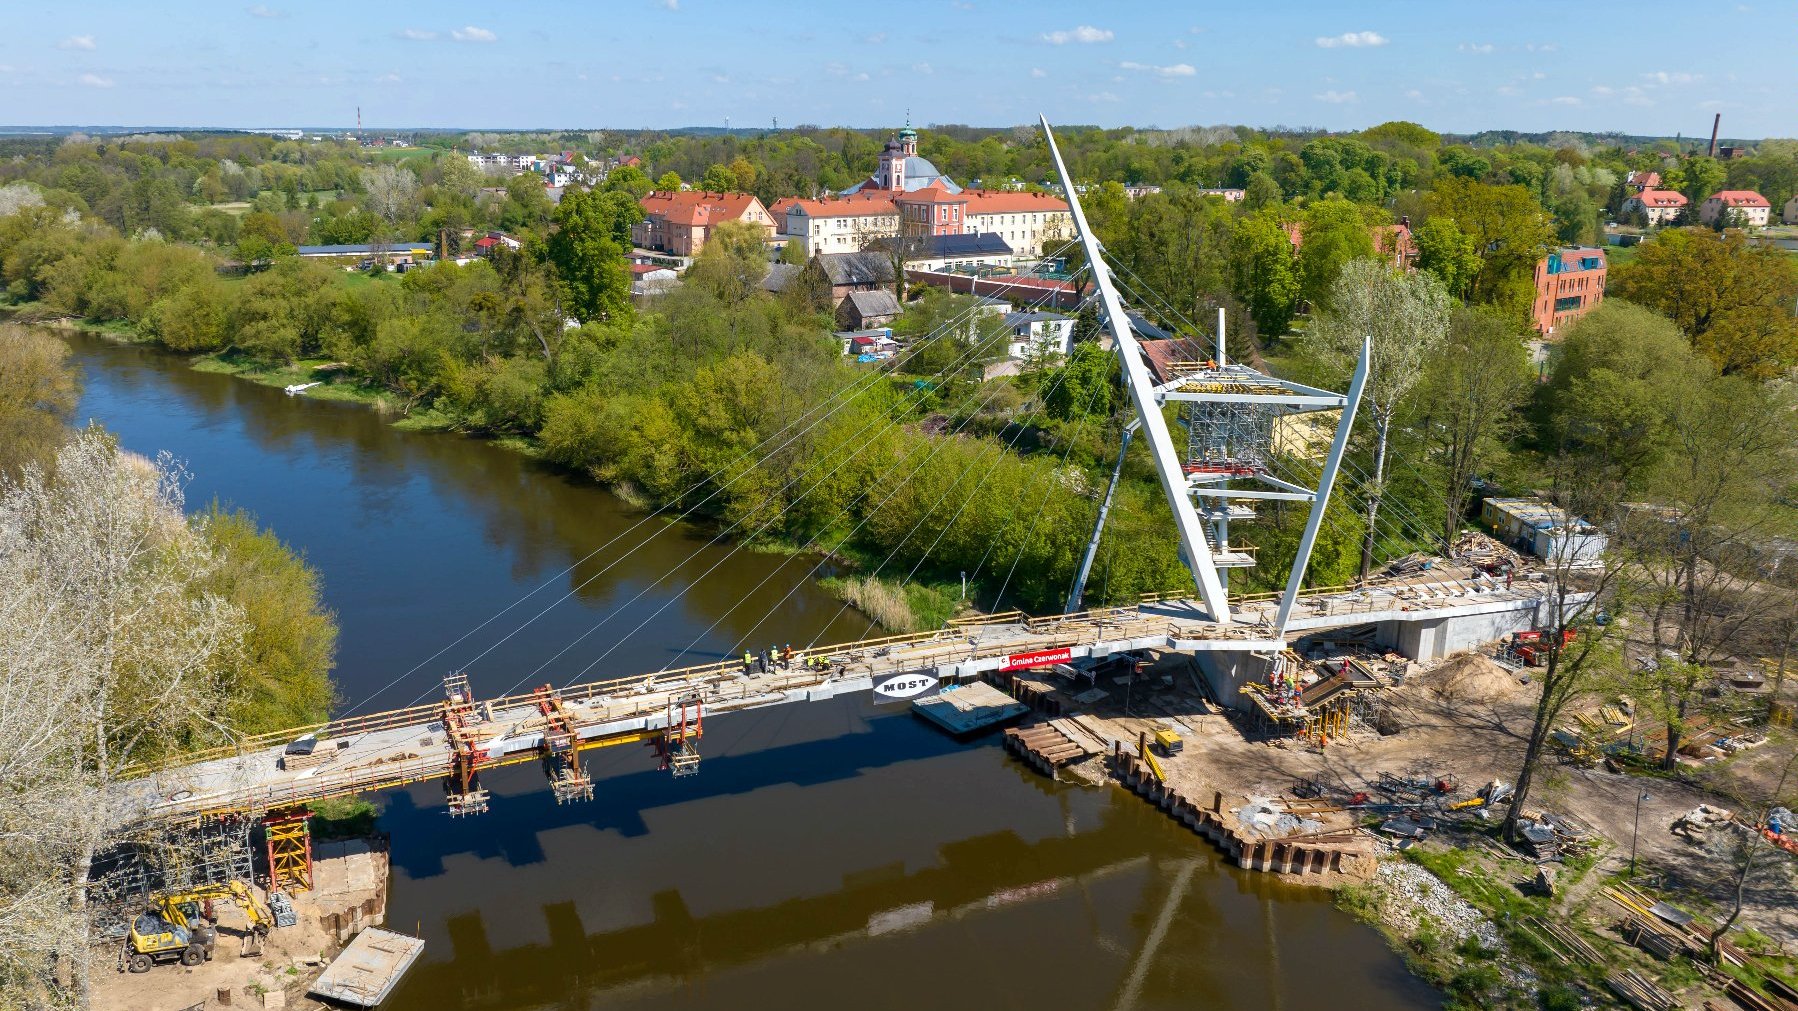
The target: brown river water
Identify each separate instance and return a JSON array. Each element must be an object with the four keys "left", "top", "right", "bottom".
[{"left": 66, "top": 332, "right": 1441, "bottom": 1010}]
